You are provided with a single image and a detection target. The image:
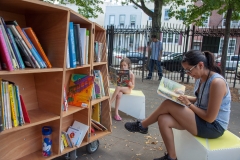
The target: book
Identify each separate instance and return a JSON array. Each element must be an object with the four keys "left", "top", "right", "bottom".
[
  {"left": 15, "top": 85, "right": 24, "bottom": 125},
  {"left": 66, "top": 126, "right": 83, "bottom": 147},
  {"left": 62, "top": 131, "right": 73, "bottom": 148},
  {"left": 0, "top": 78, "right": 3, "bottom": 132},
  {"left": 0, "top": 24, "right": 13, "bottom": 71},
  {"left": 68, "top": 22, "right": 77, "bottom": 68},
  {"left": 157, "top": 77, "right": 186, "bottom": 107},
  {"left": 92, "top": 103, "right": 101, "bottom": 122},
  {"left": 72, "top": 120, "right": 89, "bottom": 147},
  {"left": 109, "top": 67, "right": 130, "bottom": 87},
  {"left": 73, "top": 24, "right": 81, "bottom": 66},
  {"left": 91, "top": 119, "right": 107, "bottom": 131},
  {"left": 61, "top": 133, "right": 68, "bottom": 147},
  {"left": 79, "top": 28, "right": 86, "bottom": 65},
  {"left": 22, "top": 27, "right": 52, "bottom": 68},
  {"left": 5, "top": 21, "right": 40, "bottom": 68},
  {"left": 20, "top": 95, "right": 30, "bottom": 123},
  {"left": 67, "top": 74, "right": 94, "bottom": 108}
]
